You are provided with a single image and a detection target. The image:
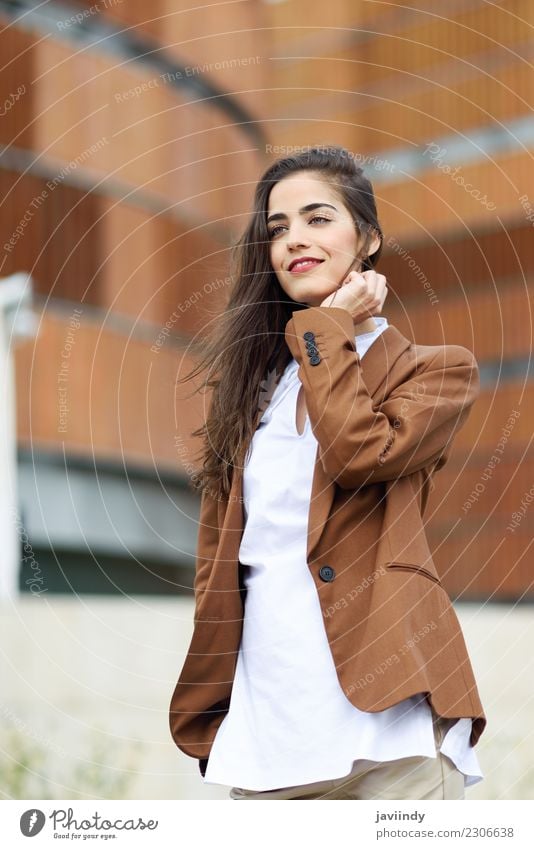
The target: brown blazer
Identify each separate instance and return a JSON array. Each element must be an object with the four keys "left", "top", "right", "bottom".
[{"left": 169, "top": 306, "right": 487, "bottom": 771}]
